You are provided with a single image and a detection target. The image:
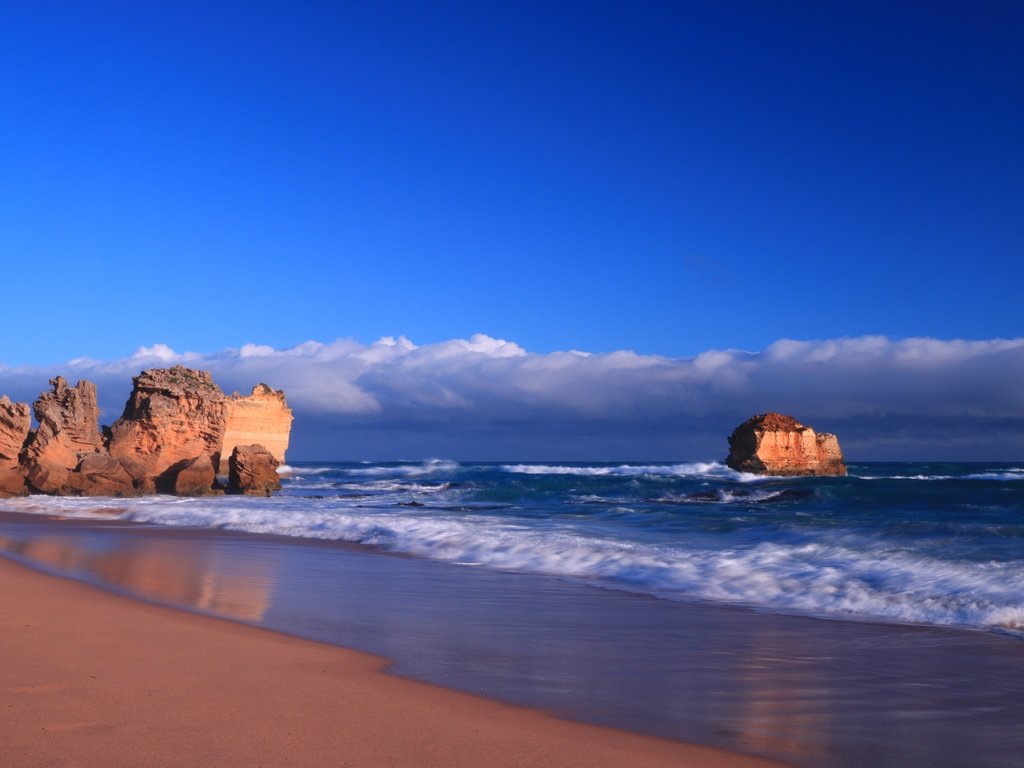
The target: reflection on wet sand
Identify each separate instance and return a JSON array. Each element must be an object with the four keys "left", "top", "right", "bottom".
[
  {"left": 732, "top": 625, "right": 833, "bottom": 760},
  {"left": 0, "top": 532, "right": 275, "bottom": 622},
  {"left": 2, "top": 515, "right": 1024, "bottom": 768}
]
